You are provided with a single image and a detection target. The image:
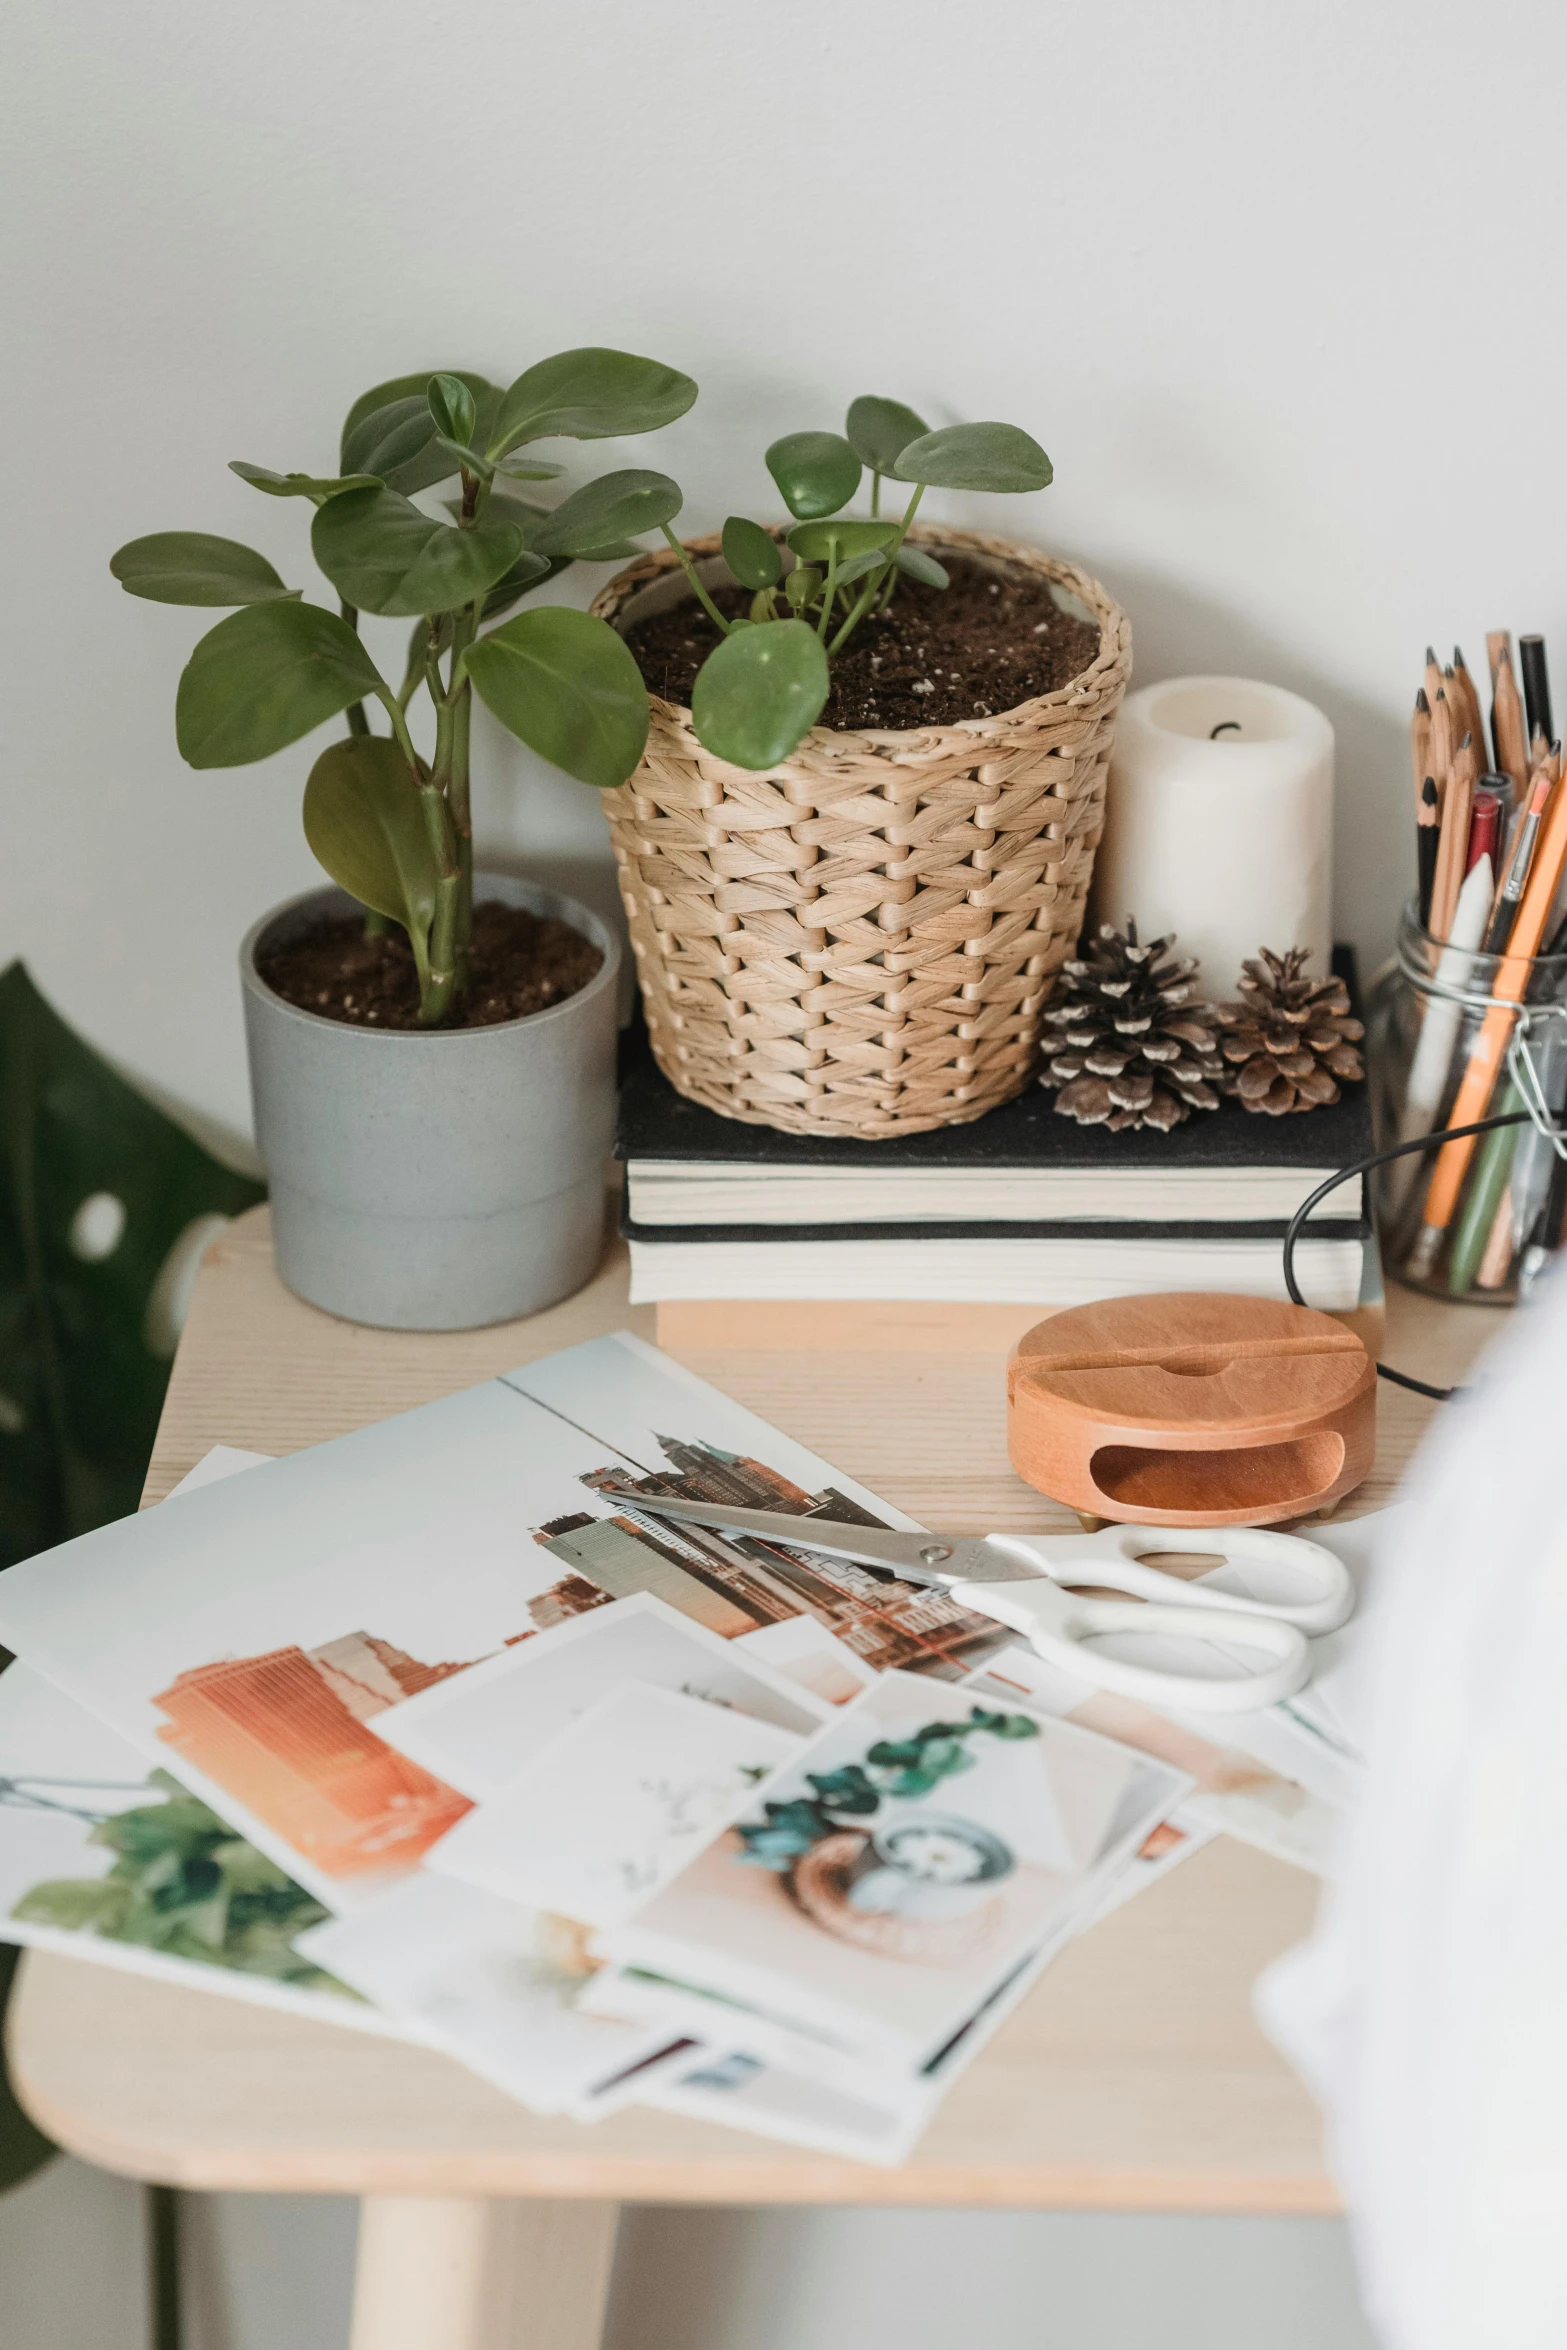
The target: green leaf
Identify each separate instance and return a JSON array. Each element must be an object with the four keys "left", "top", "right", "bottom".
[
  {"left": 783, "top": 565, "right": 821, "bottom": 611},
  {"left": 110, "top": 533, "right": 297, "bottom": 608},
  {"left": 530, "top": 469, "right": 682, "bottom": 558},
  {"left": 488, "top": 347, "right": 697, "bottom": 460},
  {"left": 785, "top": 518, "right": 897, "bottom": 564},
  {"left": 175, "top": 601, "right": 384, "bottom": 768},
  {"left": 229, "top": 463, "right": 380, "bottom": 504},
  {"left": 895, "top": 422, "right": 1053, "bottom": 493},
  {"left": 463, "top": 606, "right": 649, "bottom": 788},
  {"left": 494, "top": 454, "right": 565, "bottom": 483},
  {"left": 722, "top": 517, "right": 782, "bottom": 590},
  {"left": 427, "top": 372, "right": 477, "bottom": 449},
  {"left": 832, "top": 550, "right": 888, "bottom": 587},
  {"left": 845, "top": 395, "right": 930, "bottom": 476},
  {"left": 480, "top": 544, "right": 556, "bottom": 619},
  {"left": 302, "top": 736, "right": 438, "bottom": 969},
  {"left": 311, "top": 484, "right": 521, "bottom": 618},
  {"left": 765, "top": 432, "right": 861, "bottom": 521},
  {"left": 338, "top": 371, "right": 501, "bottom": 493},
  {"left": 0, "top": 962, "right": 264, "bottom": 1570},
  {"left": 691, "top": 618, "right": 828, "bottom": 769},
  {"left": 894, "top": 544, "right": 950, "bottom": 588}
]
